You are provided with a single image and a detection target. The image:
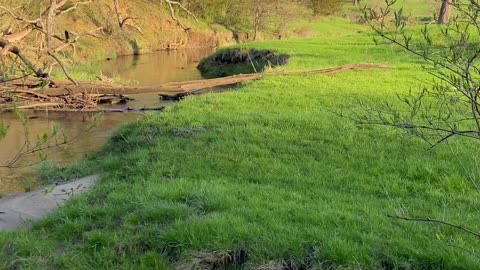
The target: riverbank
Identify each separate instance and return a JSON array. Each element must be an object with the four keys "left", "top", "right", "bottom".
[
  {"left": 0, "top": 48, "right": 216, "bottom": 195},
  {"left": 1, "top": 0, "right": 235, "bottom": 84},
  {"left": 1, "top": 18, "right": 479, "bottom": 269}
]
